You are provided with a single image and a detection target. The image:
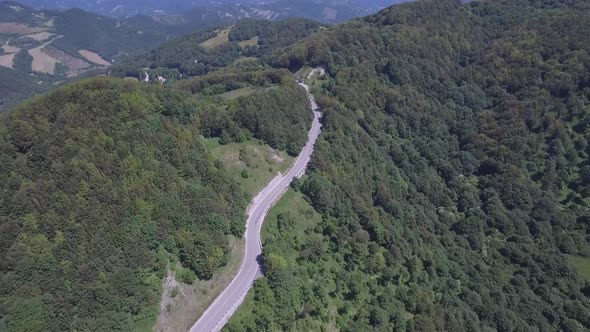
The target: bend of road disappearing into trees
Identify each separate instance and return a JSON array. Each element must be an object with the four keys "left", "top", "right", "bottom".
[{"left": 189, "top": 78, "right": 322, "bottom": 332}]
